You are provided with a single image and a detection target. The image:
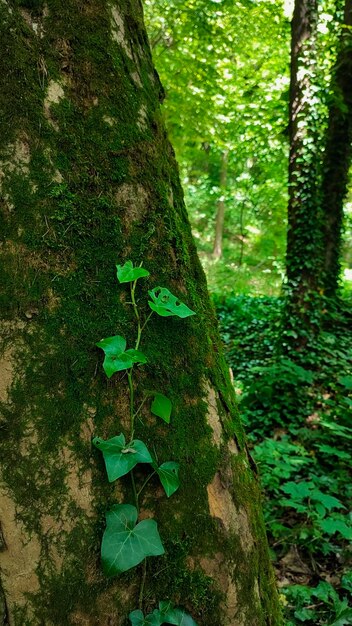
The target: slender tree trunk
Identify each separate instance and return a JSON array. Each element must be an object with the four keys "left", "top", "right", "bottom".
[
  {"left": 321, "top": 0, "right": 352, "bottom": 296},
  {"left": 212, "top": 150, "right": 228, "bottom": 259},
  {"left": 284, "top": 0, "right": 323, "bottom": 346},
  {"left": 0, "top": 2, "right": 280, "bottom": 625}
]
